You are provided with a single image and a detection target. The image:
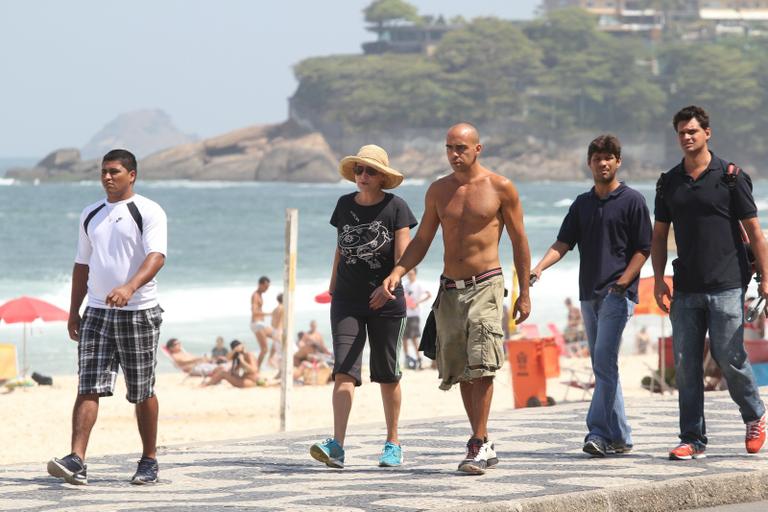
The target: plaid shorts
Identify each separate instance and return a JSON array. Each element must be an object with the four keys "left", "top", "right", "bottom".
[{"left": 78, "top": 305, "right": 163, "bottom": 403}]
